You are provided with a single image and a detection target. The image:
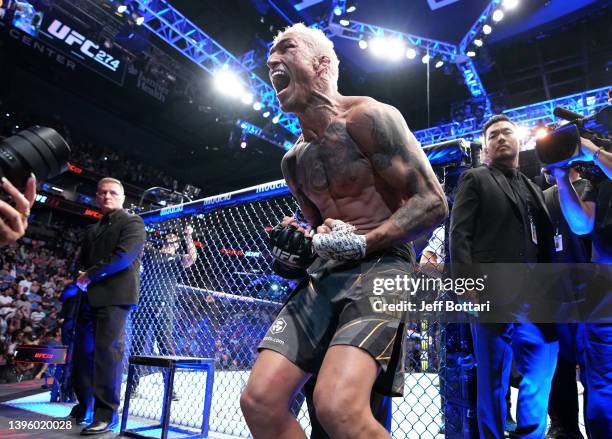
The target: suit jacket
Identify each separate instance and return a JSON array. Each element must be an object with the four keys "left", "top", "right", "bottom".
[
  {"left": 450, "top": 165, "right": 555, "bottom": 264},
  {"left": 78, "top": 209, "right": 146, "bottom": 307},
  {"left": 449, "top": 165, "right": 557, "bottom": 309}
]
